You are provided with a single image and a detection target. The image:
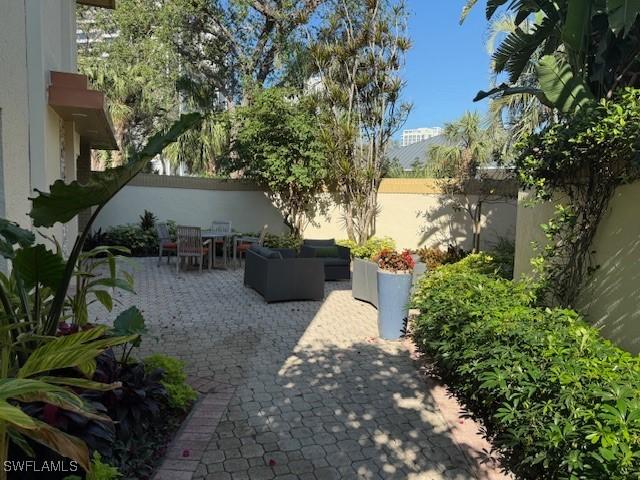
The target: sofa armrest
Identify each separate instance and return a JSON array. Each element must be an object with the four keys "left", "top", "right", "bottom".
[{"left": 336, "top": 245, "right": 351, "bottom": 261}]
